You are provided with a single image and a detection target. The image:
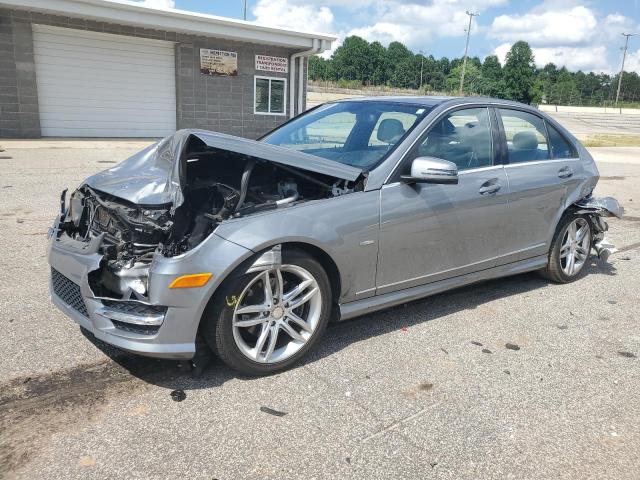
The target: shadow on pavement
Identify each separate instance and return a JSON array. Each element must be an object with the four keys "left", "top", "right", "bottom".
[{"left": 80, "top": 257, "right": 617, "bottom": 391}]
